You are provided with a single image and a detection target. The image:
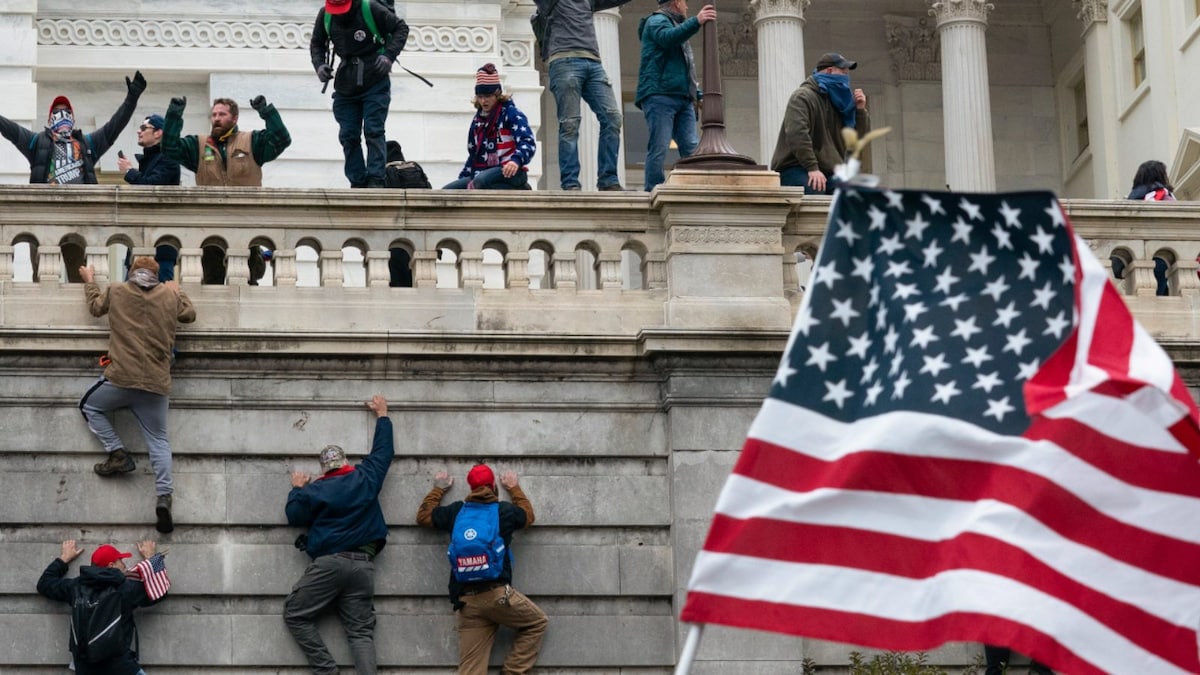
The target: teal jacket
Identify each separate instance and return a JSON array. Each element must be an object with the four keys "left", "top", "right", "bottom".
[{"left": 634, "top": 10, "right": 701, "bottom": 108}]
